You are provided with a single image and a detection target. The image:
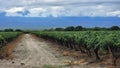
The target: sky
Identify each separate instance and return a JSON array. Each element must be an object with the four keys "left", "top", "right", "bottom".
[{"left": 0, "top": 0, "right": 120, "bottom": 29}]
